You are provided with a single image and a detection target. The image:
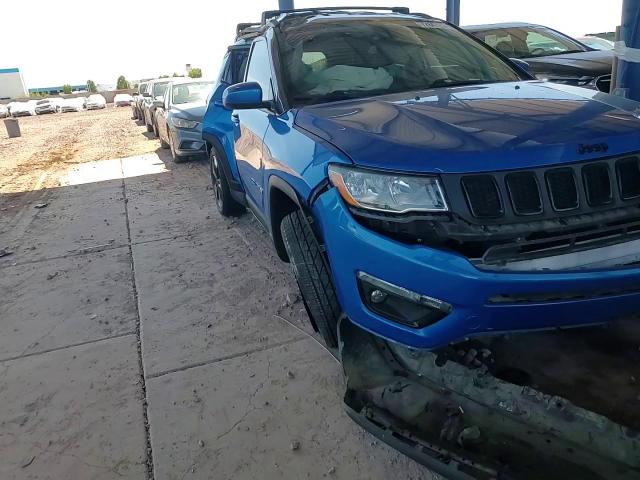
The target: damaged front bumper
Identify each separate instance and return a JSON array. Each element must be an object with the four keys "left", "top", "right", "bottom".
[
  {"left": 314, "top": 189, "right": 640, "bottom": 349},
  {"left": 339, "top": 318, "right": 640, "bottom": 480}
]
